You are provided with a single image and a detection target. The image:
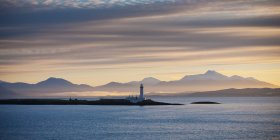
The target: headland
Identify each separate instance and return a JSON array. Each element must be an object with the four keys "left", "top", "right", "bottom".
[{"left": 0, "top": 98, "right": 183, "bottom": 106}]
